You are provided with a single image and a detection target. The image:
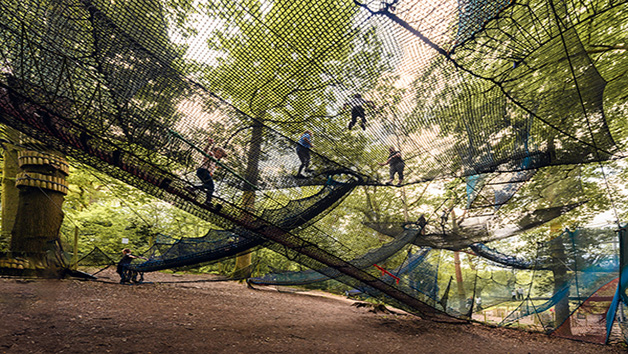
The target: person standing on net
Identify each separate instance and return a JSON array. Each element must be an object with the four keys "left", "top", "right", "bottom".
[
  {"left": 296, "top": 130, "right": 313, "bottom": 178},
  {"left": 344, "top": 93, "right": 375, "bottom": 130},
  {"left": 196, "top": 137, "right": 227, "bottom": 208},
  {"left": 379, "top": 146, "right": 405, "bottom": 186}
]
